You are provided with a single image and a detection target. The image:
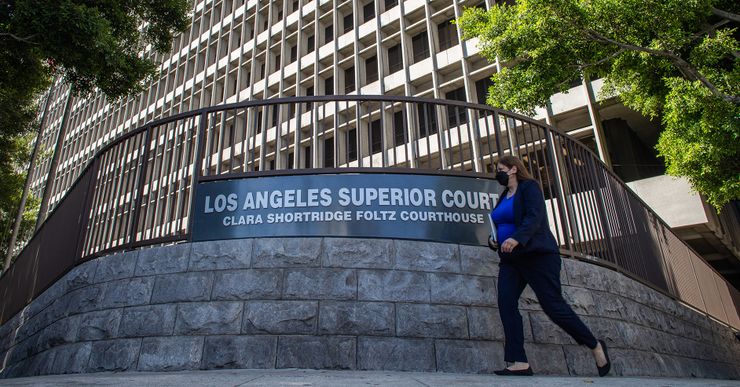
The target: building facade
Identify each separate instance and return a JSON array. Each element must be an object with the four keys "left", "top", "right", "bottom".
[{"left": 21, "top": 0, "right": 739, "bottom": 284}]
